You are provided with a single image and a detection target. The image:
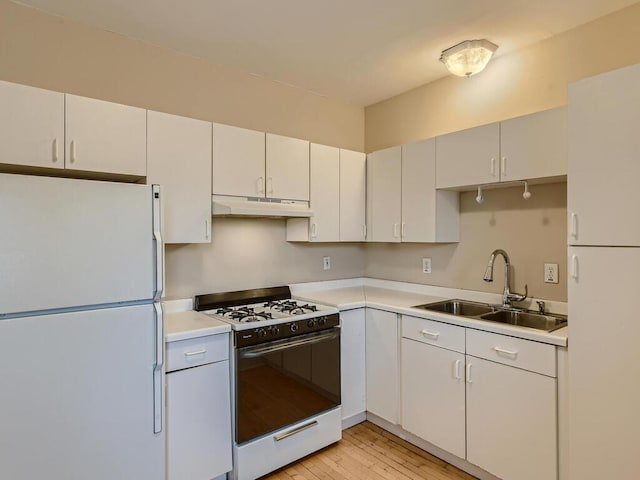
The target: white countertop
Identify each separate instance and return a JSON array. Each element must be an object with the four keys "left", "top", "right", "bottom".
[
  {"left": 165, "top": 310, "right": 230, "bottom": 343},
  {"left": 292, "top": 280, "right": 568, "bottom": 347}
]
